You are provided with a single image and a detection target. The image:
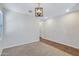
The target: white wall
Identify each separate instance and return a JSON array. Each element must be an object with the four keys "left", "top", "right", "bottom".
[
  {"left": 0, "top": 5, "right": 79, "bottom": 49},
  {"left": 42, "top": 11, "right": 79, "bottom": 49},
  {"left": 0, "top": 10, "right": 40, "bottom": 48}
]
